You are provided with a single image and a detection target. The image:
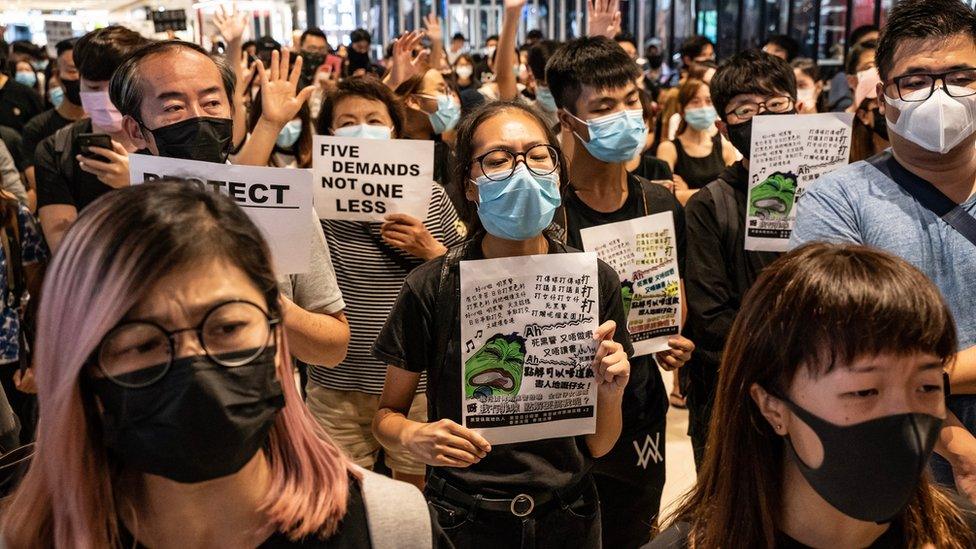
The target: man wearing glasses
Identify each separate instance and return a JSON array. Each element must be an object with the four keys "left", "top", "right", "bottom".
[
  {"left": 681, "top": 49, "right": 798, "bottom": 470},
  {"left": 793, "top": 0, "right": 976, "bottom": 502}
]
